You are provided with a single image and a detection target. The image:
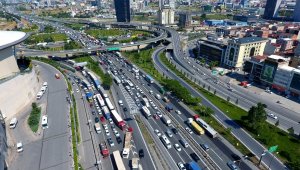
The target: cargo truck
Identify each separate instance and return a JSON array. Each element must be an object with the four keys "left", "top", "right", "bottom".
[
  {"left": 100, "top": 141, "right": 109, "bottom": 158},
  {"left": 187, "top": 118, "right": 204, "bottom": 135},
  {"left": 188, "top": 161, "right": 202, "bottom": 170},
  {"left": 102, "top": 106, "right": 111, "bottom": 119},
  {"left": 94, "top": 122, "right": 101, "bottom": 133},
  {"left": 122, "top": 132, "right": 132, "bottom": 158},
  {"left": 162, "top": 115, "right": 171, "bottom": 126},
  {"left": 131, "top": 158, "right": 139, "bottom": 170}
]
